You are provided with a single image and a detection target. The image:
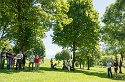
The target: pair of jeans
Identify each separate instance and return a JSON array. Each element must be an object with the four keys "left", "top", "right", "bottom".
[
  {"left": 29, "top": 62, "right": 34, "bottom": 71},
  {"left": 108, "top": 67, "right": 113, "bottom": 78},
  {"left": 35, "top": 63, "right": 40, "bottom": 70},
  {"left": 6, "top": 58, "right": 12, "bottom": 70}
]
